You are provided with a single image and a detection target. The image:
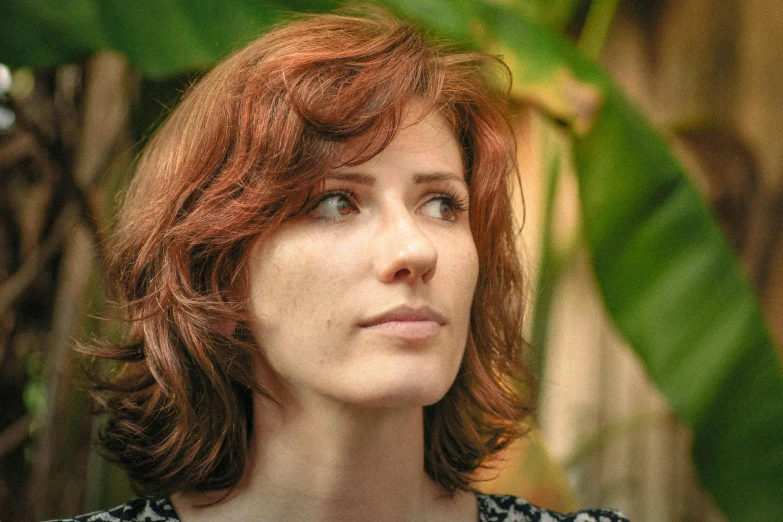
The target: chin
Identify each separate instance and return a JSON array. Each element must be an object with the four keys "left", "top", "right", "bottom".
[
  {"left": 340, "top": 370, "right": 456, "bottom": 409},
  {"left": 361, "top": 389, "right": 448, "bottom": 409}
]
